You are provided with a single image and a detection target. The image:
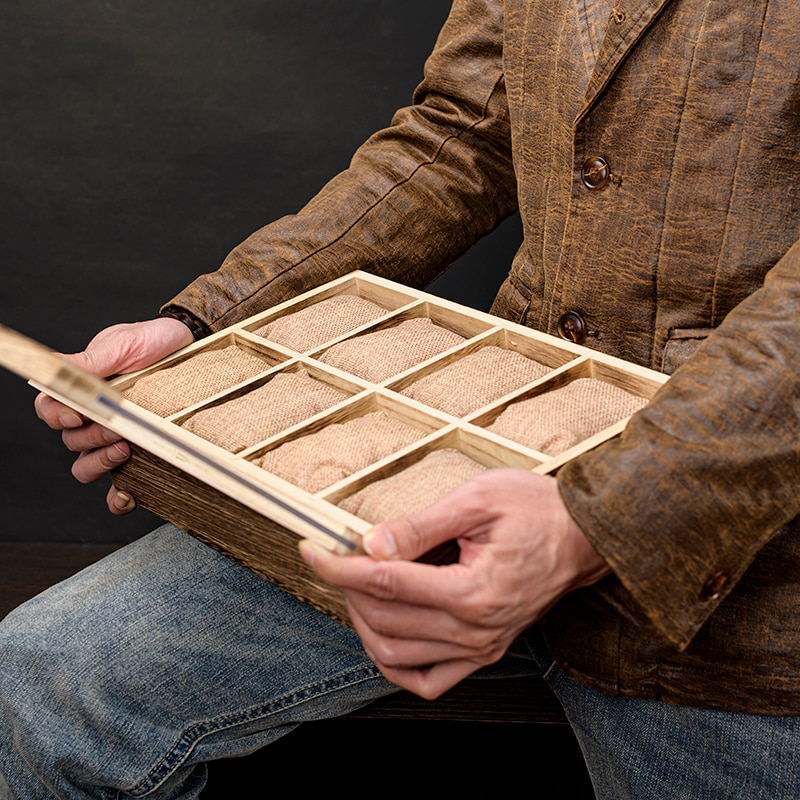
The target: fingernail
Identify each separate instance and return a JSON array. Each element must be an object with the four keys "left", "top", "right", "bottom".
[
  {"left": 108, "top": 443, "right": 128, "bottom": 462},
  {"left": 362, "top": 526, "right": 398, "bottom": 560},
  {"left": 113, "top": 491, "right": 134, "bottom": 511},
  {"left": 102, "top": 427, "right": 121, "bottom": 443},
  {"left": 298, "top": 540, "right": 315, "bottom": 566},
  {"left": 59, "top": 412, "right": 83, "bottom": 428}
]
